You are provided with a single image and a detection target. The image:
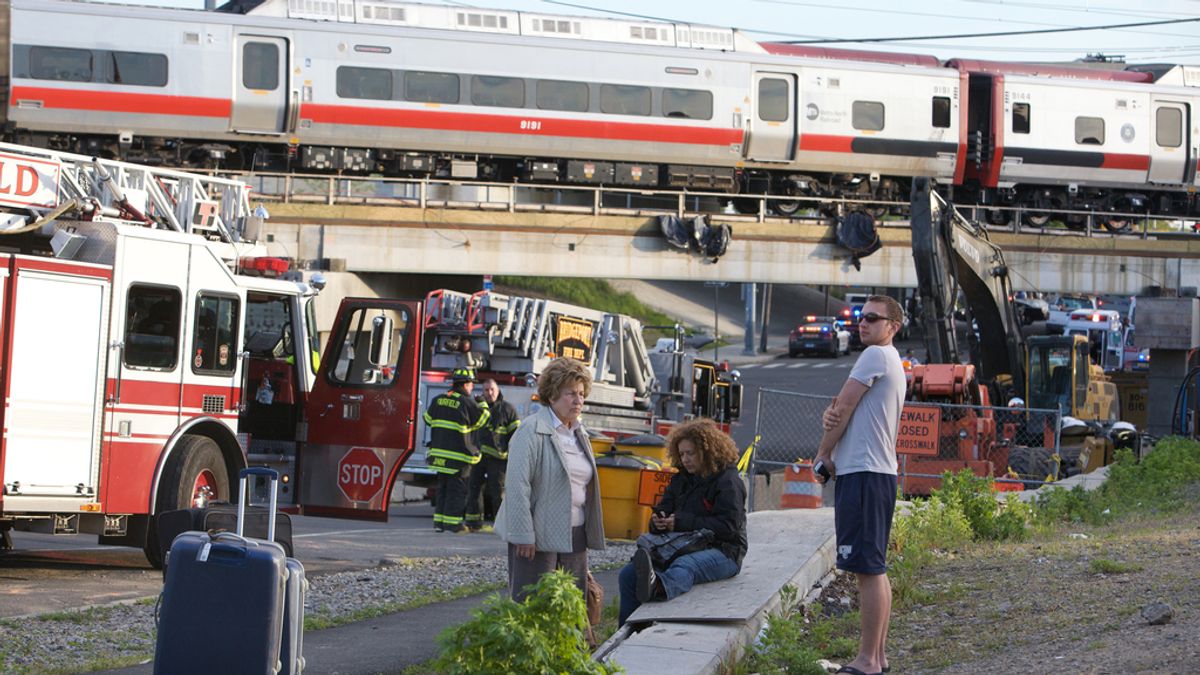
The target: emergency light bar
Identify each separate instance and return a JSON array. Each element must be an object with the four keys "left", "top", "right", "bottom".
[{"left": 239, "top": 257, "right": 291, "bottom": 277}]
